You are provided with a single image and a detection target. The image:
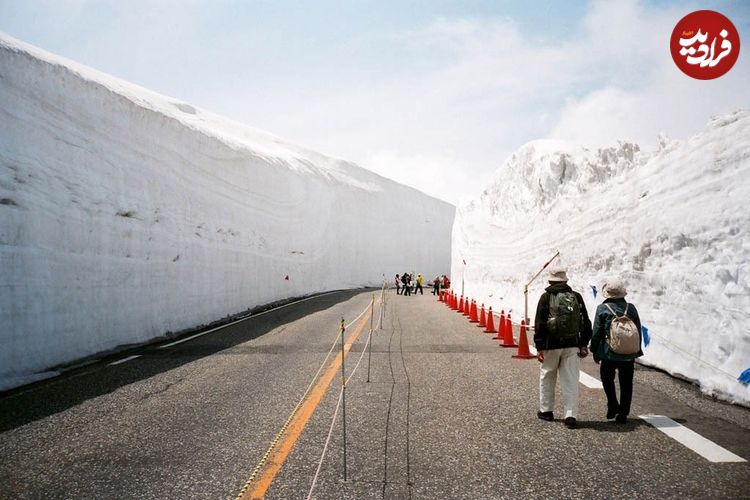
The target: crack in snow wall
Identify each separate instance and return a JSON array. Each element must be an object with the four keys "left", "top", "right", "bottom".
[
  {"left": 0, "top": 35, "right": 454, "bottom": 390},
  {"left": 452, "top": 112, "right": 750, "bottom": 406}
]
